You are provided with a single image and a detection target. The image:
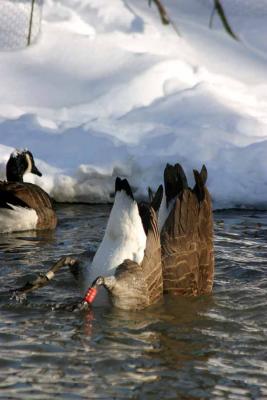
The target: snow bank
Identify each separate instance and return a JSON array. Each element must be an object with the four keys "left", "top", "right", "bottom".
[{"left": 0, "top": 0, "right": 267, "bottom": 208}]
